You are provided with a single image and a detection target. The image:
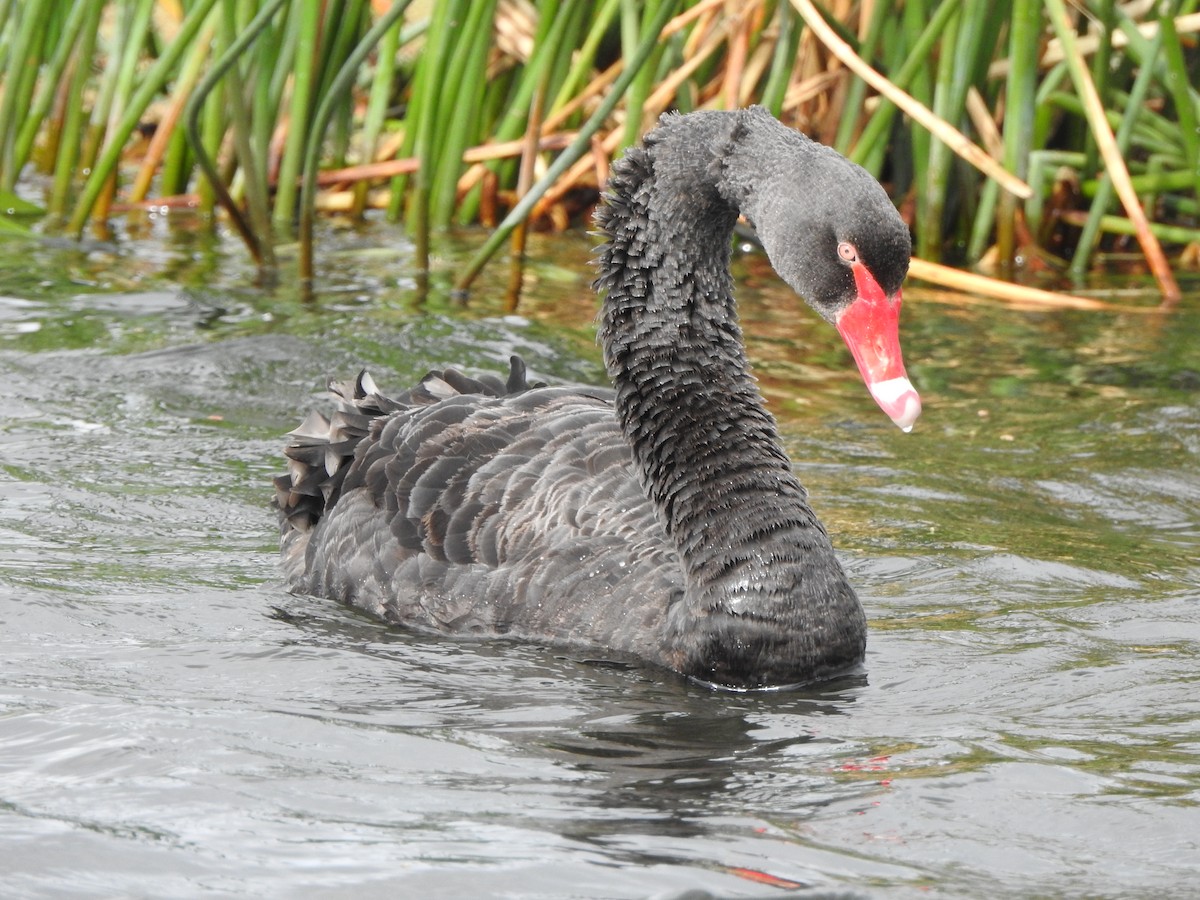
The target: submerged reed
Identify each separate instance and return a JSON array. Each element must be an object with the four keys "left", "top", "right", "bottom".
[{"left": 0, "top": 0, "right": 1195, "bottom": 302}]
